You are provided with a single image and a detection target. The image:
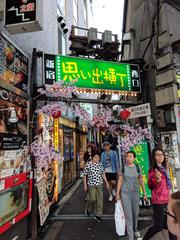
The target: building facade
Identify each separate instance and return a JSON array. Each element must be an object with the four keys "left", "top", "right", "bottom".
[
  {"left": 0, "top": 0, "right": 92, "bottom": 239},
  {"left": 121, "top": 0, "right": 180, "bottom": 190}
]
